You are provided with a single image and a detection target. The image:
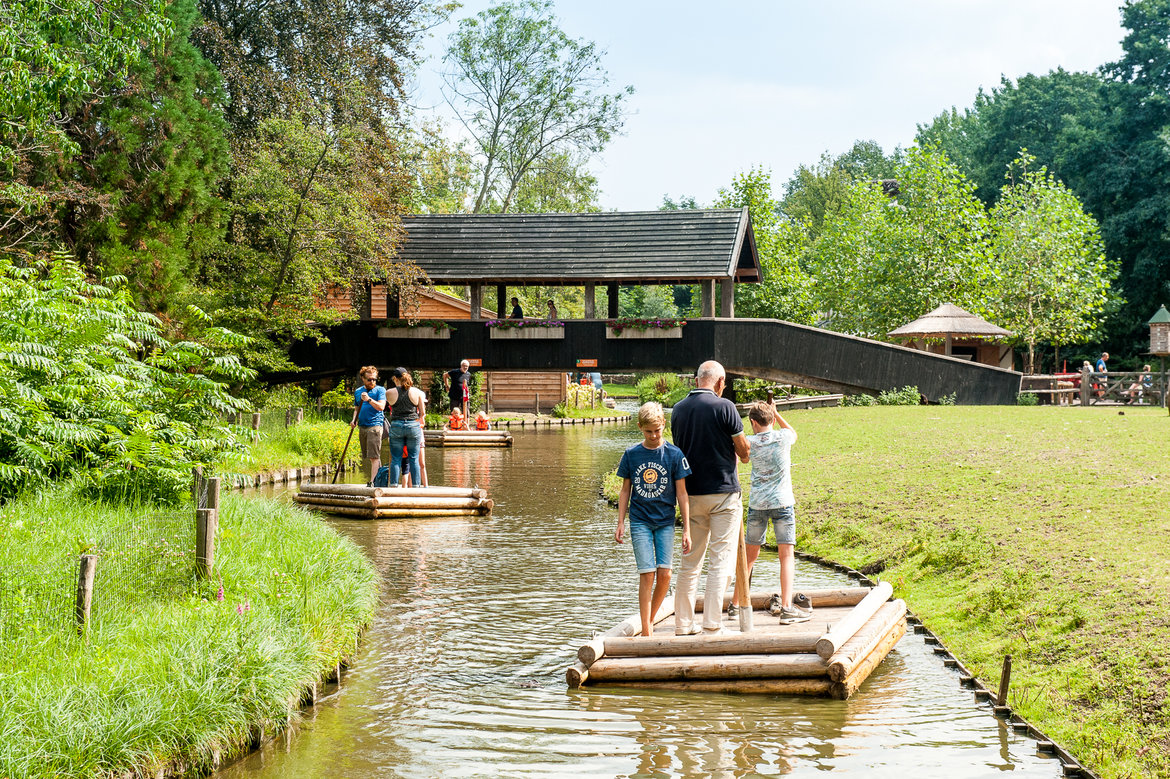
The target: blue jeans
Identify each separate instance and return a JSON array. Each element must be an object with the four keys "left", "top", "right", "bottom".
[
  {"left": 629, "top": 520, "right": 674, "bottom": 573},
  {"left": 388, "top": 420, "right": 422, "bottom": 485}
]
